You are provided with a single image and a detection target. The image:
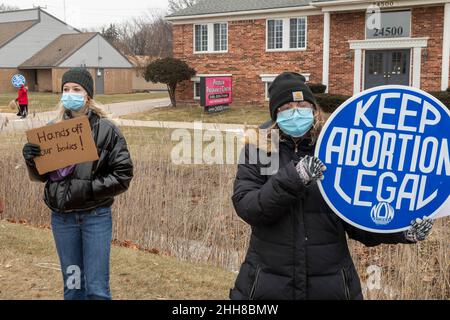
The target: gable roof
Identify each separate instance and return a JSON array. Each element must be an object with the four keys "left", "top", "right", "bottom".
[
  {"left": 166, "top": 0, "right": 338, "bottom": 18},
  {"left": 0, "top": 20, "right": 38, "bottom": 48},
  {"left": 19, "top": 33, "right": 97, "bottom": 68}
]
